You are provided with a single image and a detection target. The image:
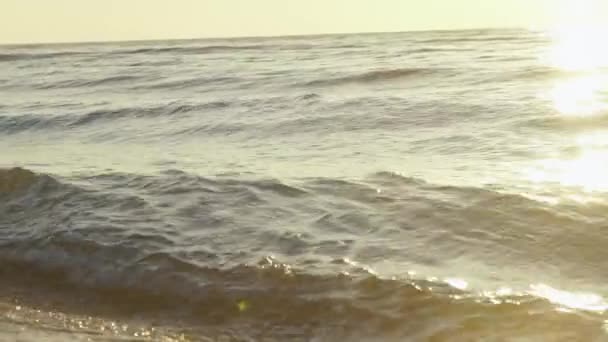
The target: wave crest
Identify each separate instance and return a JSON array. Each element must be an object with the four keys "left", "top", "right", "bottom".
[
  {"left": 518, "top": 111, "right": 608, "bottom": 131},
  {"left": 1, "top": 168, "right": 608, "bottom": 338},
  {"left": 0, "top": 51, "right": 90, "bottom": 62},
  {"left": 303, "top": 68, "right": 438, "bottom": 87},
  {"left": 0, "top": 167, "right": 45, "bottom": 194}
]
